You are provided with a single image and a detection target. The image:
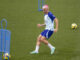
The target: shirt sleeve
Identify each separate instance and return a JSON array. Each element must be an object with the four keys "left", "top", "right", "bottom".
[{"left": 48, "top": 12, "right": 56, "bottom": 21}]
